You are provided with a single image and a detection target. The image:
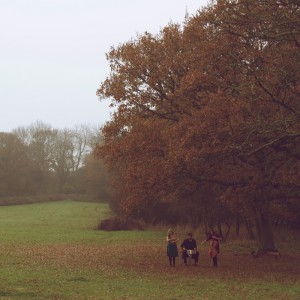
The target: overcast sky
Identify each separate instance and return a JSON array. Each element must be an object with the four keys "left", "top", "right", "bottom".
[{"left": 0, "top": 0, "right": 208, "bottom": 132}]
